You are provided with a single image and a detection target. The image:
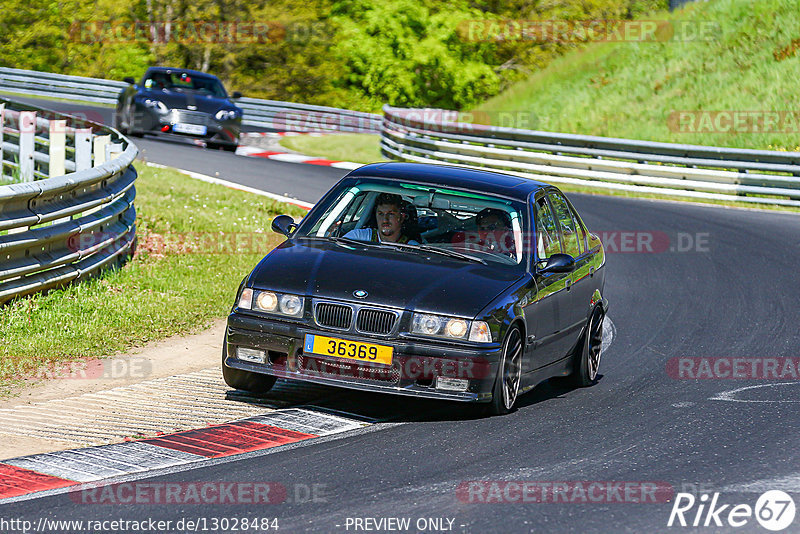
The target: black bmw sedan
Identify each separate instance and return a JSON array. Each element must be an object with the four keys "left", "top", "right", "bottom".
[
  {"left": 115, "top": 67, "right": 243, "bottom": 150},
  {"left": 223, "top": 163, "right": 608, "bottom": 415}
]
